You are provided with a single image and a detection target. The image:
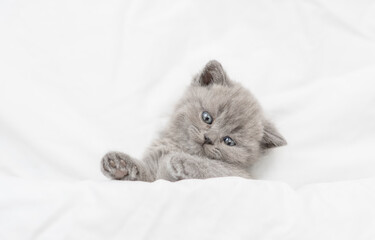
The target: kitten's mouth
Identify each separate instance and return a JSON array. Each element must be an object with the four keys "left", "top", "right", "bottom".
[{"left": 187, "top": 126, "right": 218, "bottom": 158}]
